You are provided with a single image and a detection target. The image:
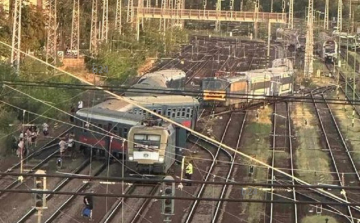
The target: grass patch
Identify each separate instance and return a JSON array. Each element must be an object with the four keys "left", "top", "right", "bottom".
[
  {"left": 241, "top": 107, "right": 272, "bottom": 223},
  {"left": 328, "top": 91, "right": 360, "bottom": 168},
  {"left": 292, "top": 103, "right": 334, "bottom": 184},
  {"left": 301, "top": 215, "right": 338, "bottom": 223}
]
